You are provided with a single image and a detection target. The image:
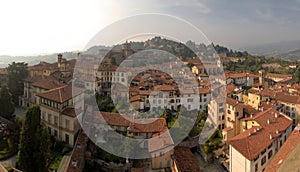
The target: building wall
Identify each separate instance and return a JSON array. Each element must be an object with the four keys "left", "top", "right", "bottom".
[
  {"left": 248, "top": 93, "right": 261, "bottom": 110},
  {"left": 278, "top": 101, "right": 300, "bottom": 126},
  {"left": 151, "top": 148, "right": 173, "bottom": 170},
  {"left": 230, "top": 146, "right": 251, "bottom": 172}
]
